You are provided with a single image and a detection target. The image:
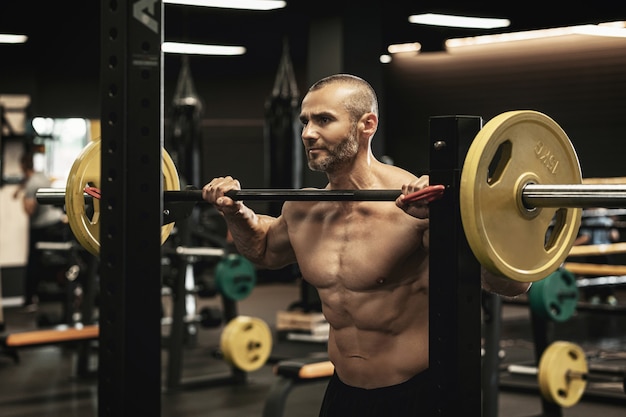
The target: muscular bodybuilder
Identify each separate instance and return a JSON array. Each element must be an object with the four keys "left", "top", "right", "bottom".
[{"left": 202, "top": 74, "right": 529, "bottom": 416}]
